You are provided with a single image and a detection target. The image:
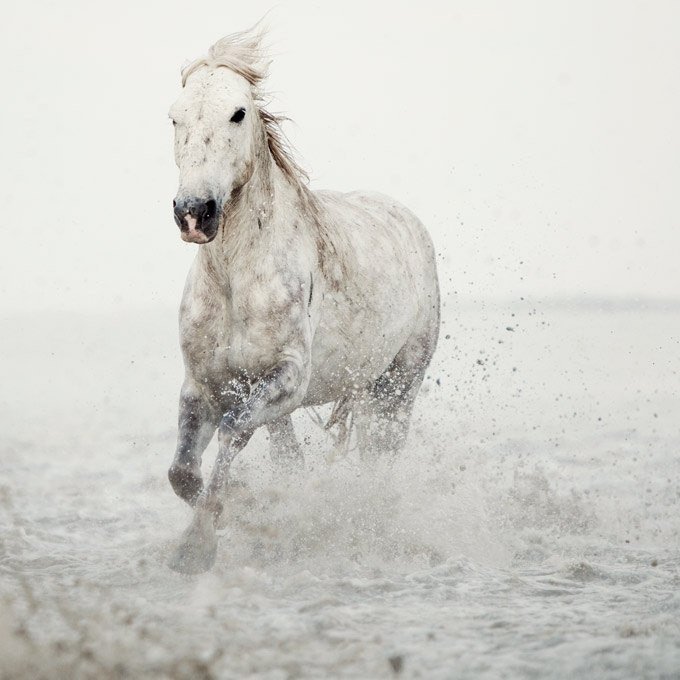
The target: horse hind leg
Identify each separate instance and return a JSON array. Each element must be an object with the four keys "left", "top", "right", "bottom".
[
  {"left": 357, "top": 325, "right": 438, "bottom": 461},
  {"left": 356, "top": 369, "right": 420, "bottom": 461}
]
